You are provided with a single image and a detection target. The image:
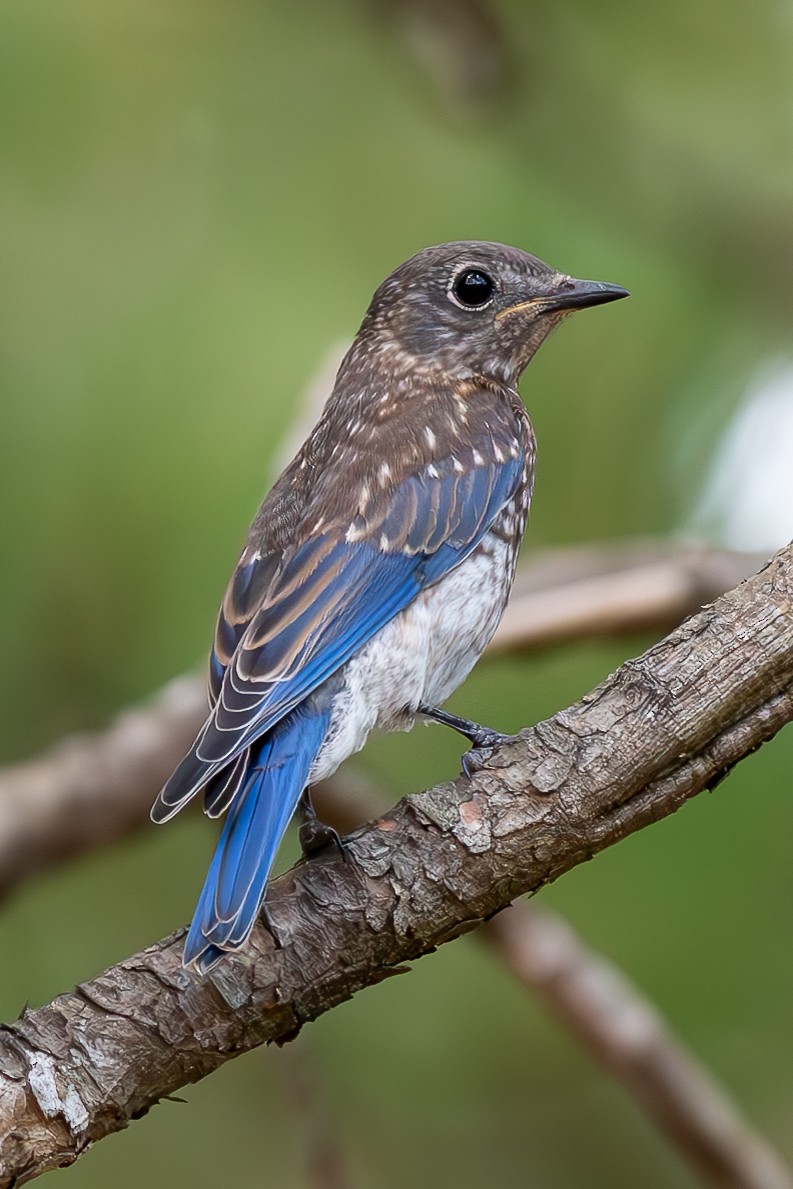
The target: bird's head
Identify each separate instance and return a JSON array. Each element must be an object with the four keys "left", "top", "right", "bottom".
[{"left": 358, "top": 241, "right": 628, "bottom": 385}]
